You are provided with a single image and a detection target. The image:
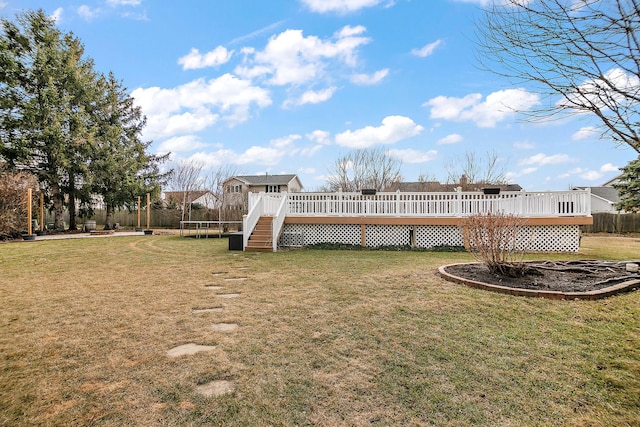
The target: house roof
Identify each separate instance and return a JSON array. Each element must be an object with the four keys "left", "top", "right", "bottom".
[
  {"left": 397, "top": 181, "right": 523, "bottom": 192},
  {"left": 227, "top": 174, "right": 302, "bottom": 188},
  {"left": 574, "top": 186, "right": 620, "bottom": 203},
  {"left": 600, "top": 174, "right": 622, "bottom": 187}
]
